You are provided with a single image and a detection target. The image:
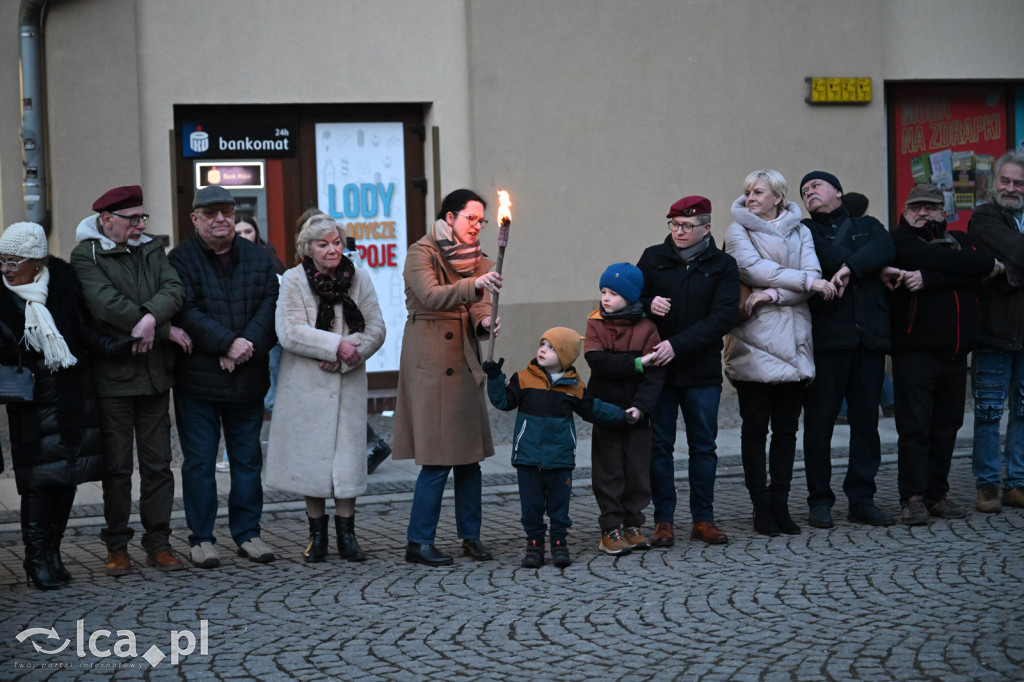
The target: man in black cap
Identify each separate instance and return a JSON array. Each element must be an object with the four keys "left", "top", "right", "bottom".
[
  {"left": 637, "top": 196, "right": 739, "bottom": 546},
  {"left": 168, "top": 186, "right": 279, "bottom": 568},
  {"left": 799, "top": 171, "right": 895, "bottom": 528},
  {"left": 71, "top": 185, "right": 190, "bottom": 574},
  {"left": 887, "top": 183, "right": 1000, "bottom": 525}
]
